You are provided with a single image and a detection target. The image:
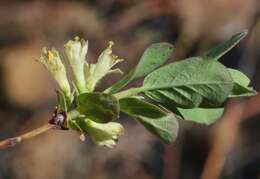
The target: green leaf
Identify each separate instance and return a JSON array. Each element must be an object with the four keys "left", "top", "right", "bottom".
[
  {"left": 77, "top": 92, "right": 120, "bottom": 123},
  {"left": 142, "top": 57, "right": 233, "bottom": 108},
  {"left": 204, "top": 30, "right": 248, "bottom": 60},
  {"left": 134, "top": 43, "right": 174, "bottom": 78},
  {"left": 228, "top": 68, "right": 257, "bottom": 97},
  {"left": 177, "top": 107, "right": 224, "bottom": 125},
  {"left": 119, "top": 97, "right": 178, "bottom": 143},
  {"left": 105, "top": 43, "right": 174, "bottom": 94}
]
